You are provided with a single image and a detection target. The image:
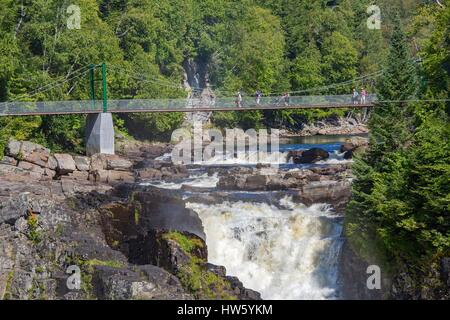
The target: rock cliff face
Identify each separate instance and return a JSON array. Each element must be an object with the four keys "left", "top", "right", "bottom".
[
  {"left": 0, "top": 142, "right": 258, "bottom": 300},
  {"left": 339, "top": 240, "right": 450, "bottom": 300}
]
